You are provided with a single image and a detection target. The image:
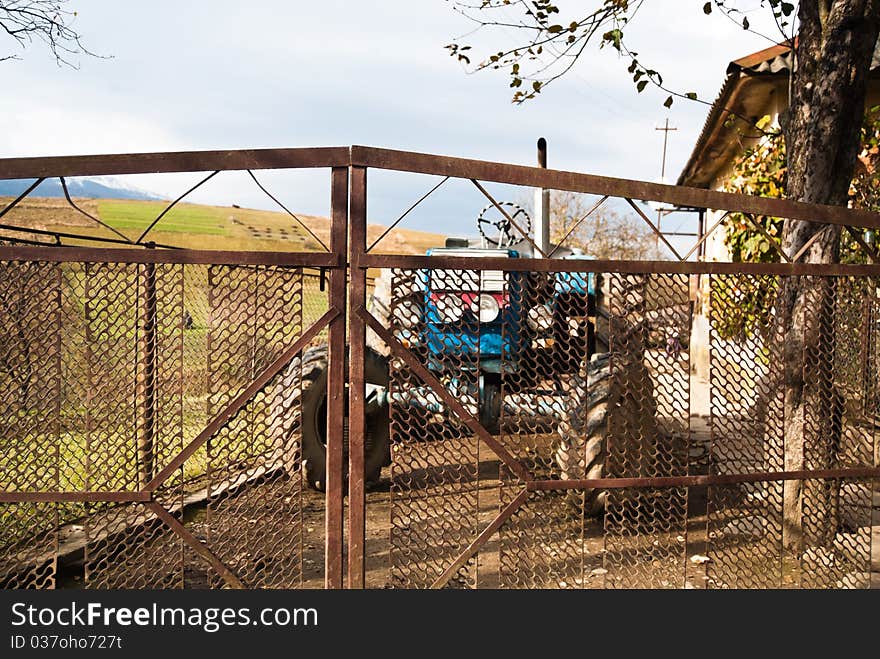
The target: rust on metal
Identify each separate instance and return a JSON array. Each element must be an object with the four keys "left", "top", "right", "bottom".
[
  {"left": 146, "top": 502, "right": 246, "bottom": 589},
  {"left": 60, "top": 177, "right": 134, "bottom": 244},
  {"left": 547, "top": 194, "right": 609, "bottom": 258},
  {"left": 0, "top": 245, "right": 339, "bottom": 266},
  {"left": 471, "top": 178, "right": 547, "bottom": 257},
  {"left": 741, "top": 212, "right": 791, "bottom": 263},
  {"left": 844, "top": 226, "right": 880, "bottom": 263},
  {"left": 790, "top": 227, "right": 825, "bottom": 262},
  {"left": 681, "top": 211, "right": 730, "bottom": 261},
  {"left": 324, "top": 166, "right": 349, "bottom": 589},
  {"left": 430, "top": 488, "right": 530, "bottom": 589},
  {"left": 347, "top": 166, "right": 368, "bottom": 588},
  {"left": 137, "top": 261, "right": 158, "bottom": 489},
  {"left": 358, "top": 252, "right": 880, "bottom": 276},
  {"left": 0, "top": 222, "right": 181, "bottom": 250},
  {"left": 0, "top": 177, "right": 46, "bottom": 220},
  {"left": 526, "top": 467, "right": 880, "bottom": 490},
  {"left": 625, "top": 197, "right": 685, "bottom": 261},
  {"left": 350, "top": 145, "right": 880, "bottom": 230},
  {"left": 366, "top": 176, "right": 450, "bottom": 254},
  {"left": 247, "top": 169, "right": 330, "bottom": 252},
  {"left": 0, "top": 146, "right": 351, "bottom": 179},
  {"left": 2, "top": 143, "right": 880, "bottom": 592},
  {"left": 0, "top": 492, "right": 151, "bottom": 502},
  {"left": 136, "top": 171, "right": 220, "bottom": 243}
]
